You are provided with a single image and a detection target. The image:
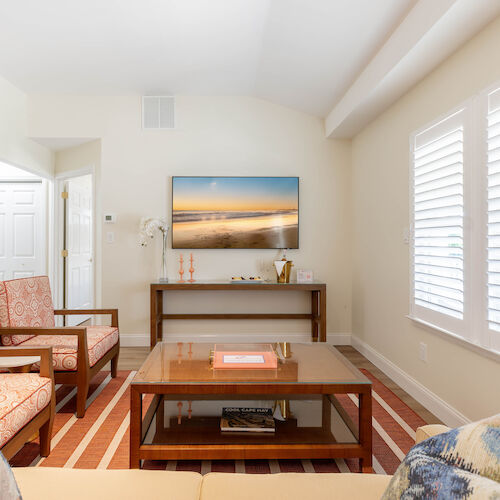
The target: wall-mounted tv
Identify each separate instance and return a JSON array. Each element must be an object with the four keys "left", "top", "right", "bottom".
[{"left": 172, "top": 176, "right": 299, "bottom": 249}]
